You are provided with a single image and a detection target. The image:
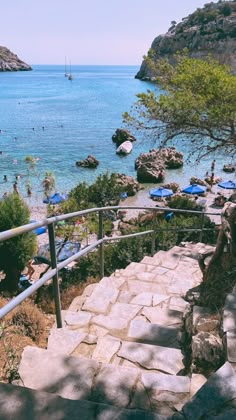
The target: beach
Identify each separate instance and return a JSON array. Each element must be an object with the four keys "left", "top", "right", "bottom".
[{"left": 23, "top": 180, "right": 226, "bottom": 284}]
